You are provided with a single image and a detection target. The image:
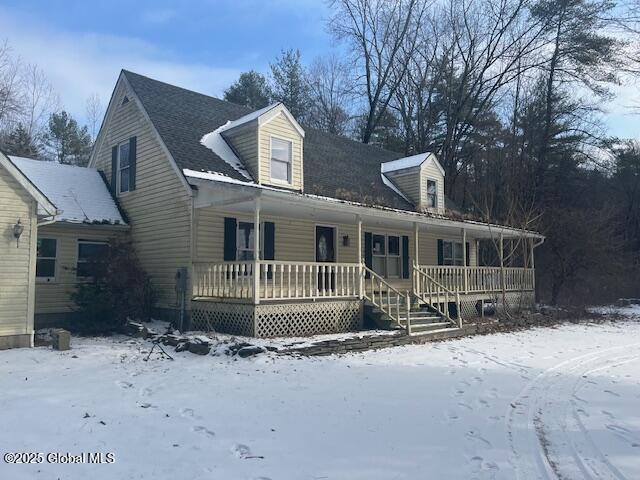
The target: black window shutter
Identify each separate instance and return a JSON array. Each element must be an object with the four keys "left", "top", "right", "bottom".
[
  {"left": 364, "top": 232, "right": 372, "bottom": 278},
  {"left": 465, "top": 242, "right": 470, "bottom": 266},
  {"left": 111, "top": 146, "right": 118, "bottom": 195},
  {"left": 402, "top": 235, "right": 410, "bottom": 279},
  {"left": 263, "top": 221, "right": 275, "bottom": 279},
  {"left": 223, "top": 217, "right": 237, "bottom": 261},
  {"left": 129, "top": 136, "right": 137, "bottom": 191},
  {"left": 437, "top": 239, "right": 444, "bottom": 266}
]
